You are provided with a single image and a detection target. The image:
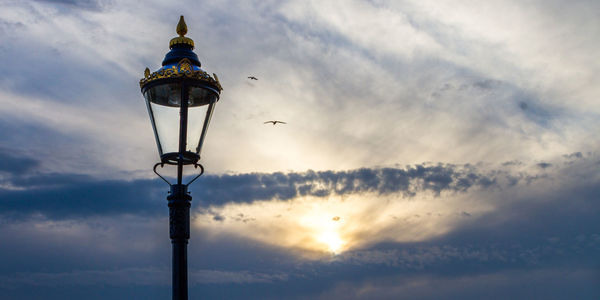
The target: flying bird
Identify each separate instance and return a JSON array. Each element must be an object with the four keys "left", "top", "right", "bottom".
[
  {"left": 248, "top": 76, "right": 258, "bottom": 80},
  {"left": 264, "top": 120, "right": 287, "bottom": 125}
]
